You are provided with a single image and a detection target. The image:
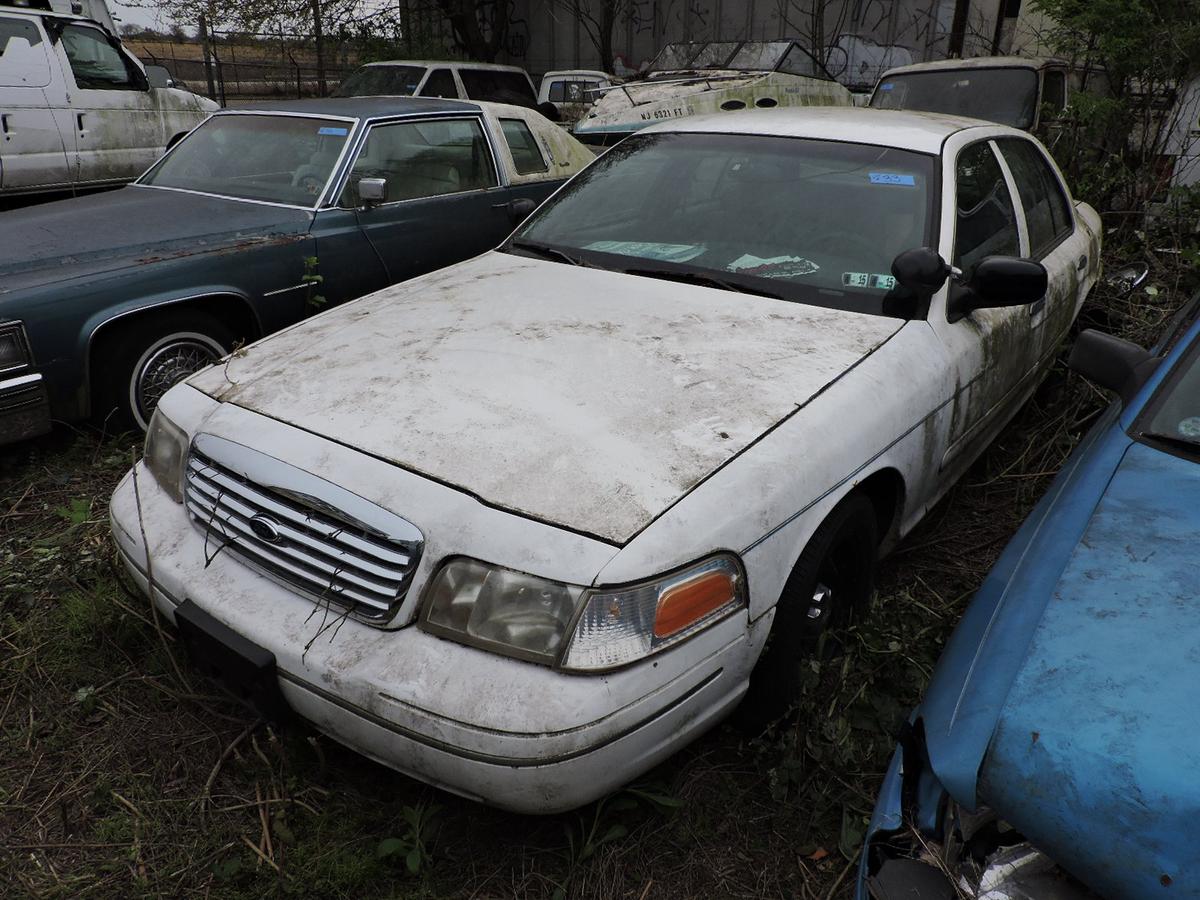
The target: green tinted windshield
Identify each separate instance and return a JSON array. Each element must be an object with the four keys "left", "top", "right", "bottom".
[
  {"left": 333, "top": 65, "right": 425, "bottom": 97},
  {"left": 511, "top": 132, "right": 936, "bottom": 318},
  {"left": 140, "top": 114, "right": 351, "bottom": 207}
]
